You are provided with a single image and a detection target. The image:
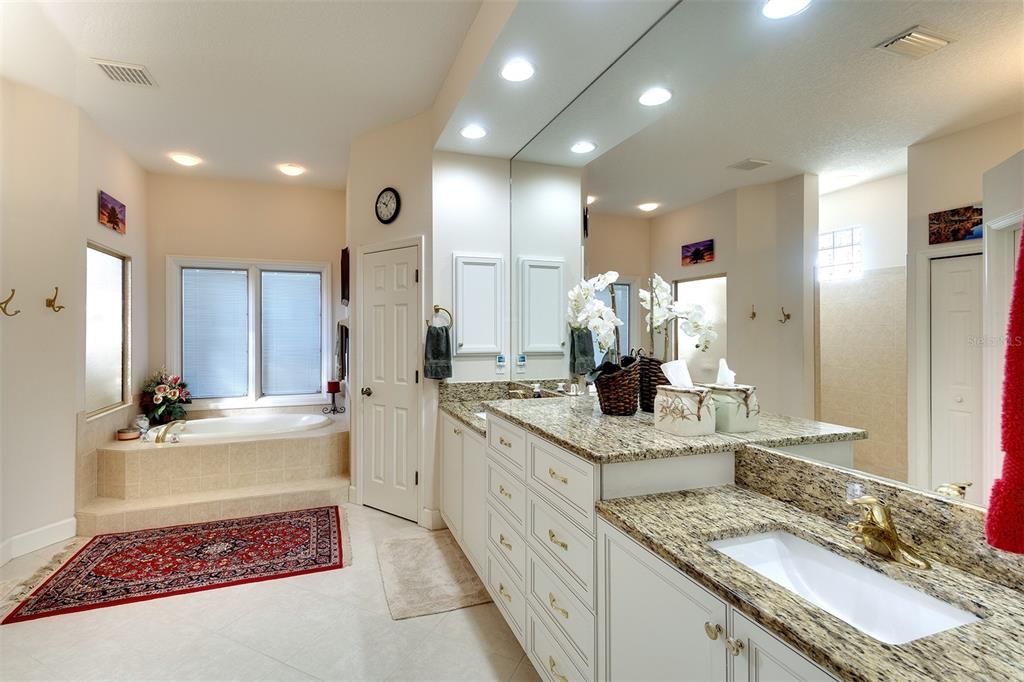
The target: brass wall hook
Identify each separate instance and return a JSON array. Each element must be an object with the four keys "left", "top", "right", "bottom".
[
  {"left": 778, "top": 306, "right": 791, "bottom": 324},
  {"left": 0, "top": 289, "right": 21, "bottom": 317},
  {"left": 749, "top": 305, "right": 757, "bottom": 320},
  {"left": 45, "top": 287, "right": 66, "bottom": 312}
]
